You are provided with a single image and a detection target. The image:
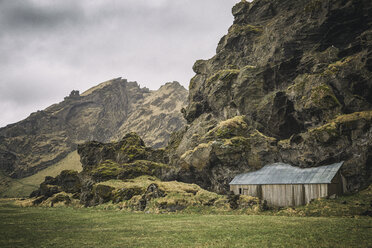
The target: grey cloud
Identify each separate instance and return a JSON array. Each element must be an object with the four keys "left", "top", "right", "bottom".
[
  {"left": 0, "top": 0, "right": 84, "bottom": 32},
  {"left": 0, "top": 0, "right": 239, "bottom": 127}
]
